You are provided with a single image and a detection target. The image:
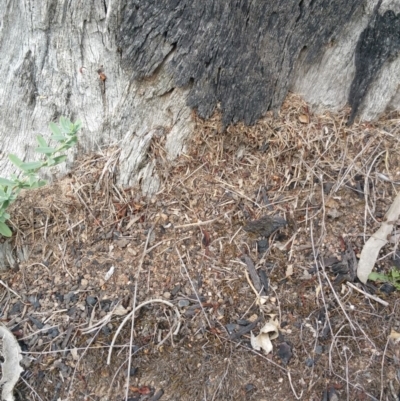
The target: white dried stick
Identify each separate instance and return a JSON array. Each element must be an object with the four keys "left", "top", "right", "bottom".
[{"left": 357, "top": 192, "right": 400, "bottom": 284}]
